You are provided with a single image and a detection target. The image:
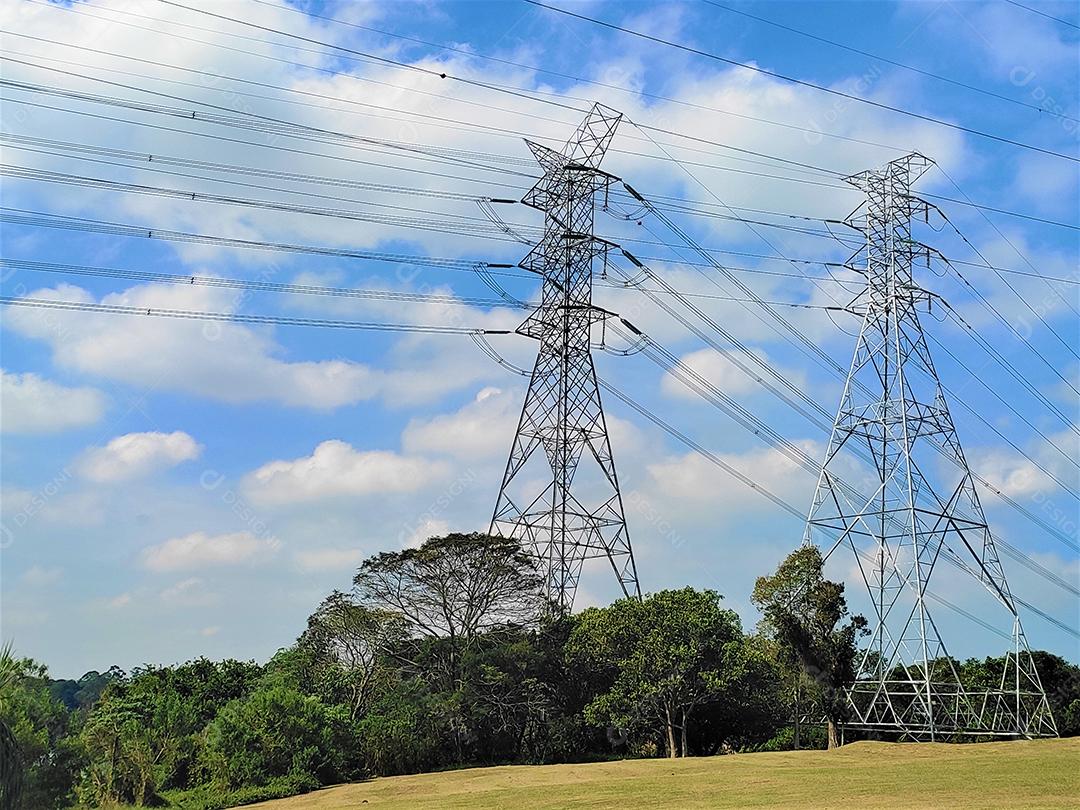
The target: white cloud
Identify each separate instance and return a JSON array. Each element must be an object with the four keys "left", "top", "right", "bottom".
[
  {"left": 660, "top": 346, "right": 806, "bottom": 400},
  {"left": 201, "top": 626, "right": 221, "bottom": 637},
  {"left": 2, "top": 283, "right": 386, "bottom": 411},
  {"left": 20, "top": 565, "right": 62, "bottom": 587},
  {"left": 403, "top": 386, "right": 521, "bottom": 460},
  {"left": 109, "top": 593, "right": 132, "bottom": 609},
  {"left": 293, "top": 547, "right": 366, "bottom": 572},
  {"left": 143, "top": 530, "right": 278, "bottom": 572},
  {"left": 402, "top": 518, "right": 450, "bottom": 549},
  {"left": 967, "top": 426, "right": 1079, "bottom": 498},
  {"left": 243, "top": 440, "right": 450, "bottom": 505},
  {"left": 160, "top": 577, "right": 218, "bottom": 606},
  {"left": 76, "top": 430, "right": 202, "bottom": 483},
  {"left": 647, "top": 441, "right": 821, "bottom": 511},
  {"left": 967, "top": 449, "right": 1055, "bottom": 497},
  {"left": 0, "top": 370, "right": 105, "bottom": 434}
]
